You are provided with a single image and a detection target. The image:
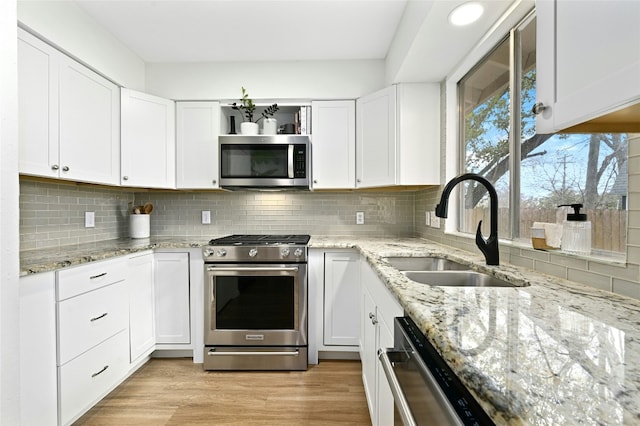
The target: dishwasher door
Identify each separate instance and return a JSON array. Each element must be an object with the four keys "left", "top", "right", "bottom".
[{"left": 378, "top": 317, "right": 495, "bottom": 426}]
